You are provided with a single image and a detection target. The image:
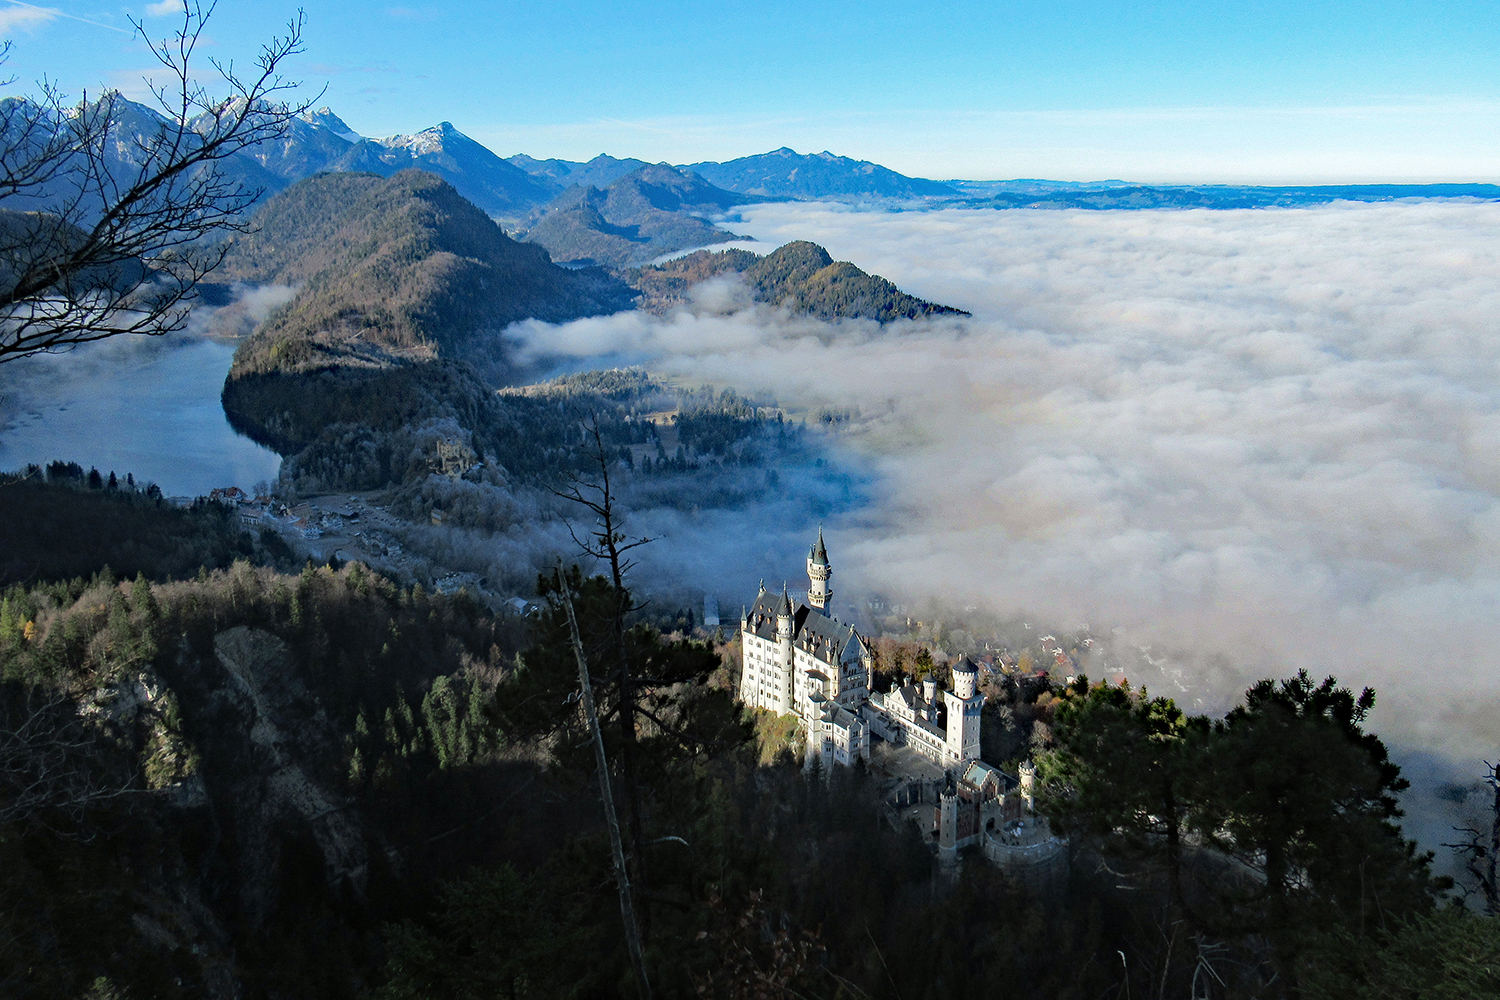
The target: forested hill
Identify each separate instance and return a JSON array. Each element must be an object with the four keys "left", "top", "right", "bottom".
[
  {"left": 634, "top": 240, "right": 970, "bottom": 321},
  {"left": 219, "top": 170, "right": 635, "bottom": 464},
  {"left": 221, "top": 170, "right": 634, "bottom": 379},
  {"left": 520, "top": 163, "right": 750, "bottom": 268},
  {"left": 2, "top": 476, "right": 1486, "bottom": 998}
]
